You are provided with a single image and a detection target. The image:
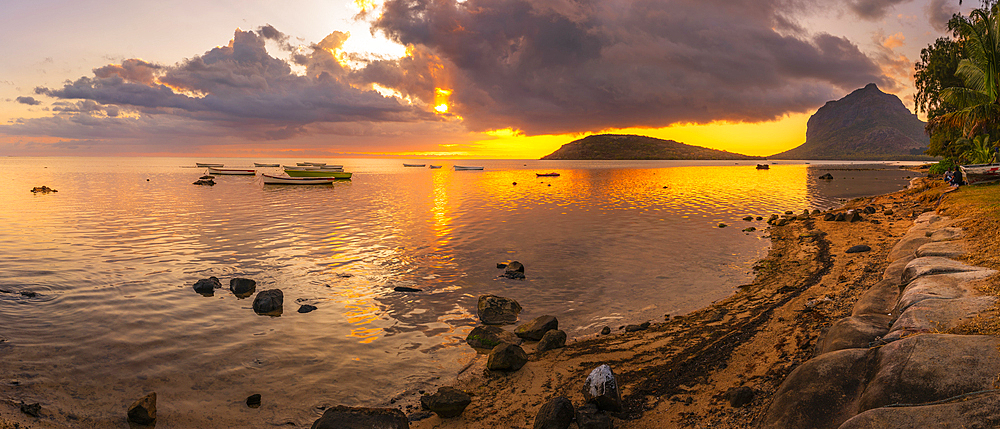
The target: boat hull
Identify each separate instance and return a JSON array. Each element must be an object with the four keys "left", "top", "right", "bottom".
[
  {"left": 454, "top": 166, "right": 484, "bottom": 170},
  {"left": 536, "top": 173, "right": 560, "bottom": 177},
  {"left": 261, "top": 174, "right": 338, "bottom": 184},
  {"left": 254, "top": 163, "right": 280, "bottom": 167},
  {"left": 284, "top": 170, "right": 352, "bottom": 179},
  {"left": 403, "top": 164, "right": 426, "bottom": 167},
  {"left": 207, "top": 167, "right": 256, "bottom": 175},
  {"left": 196, "top": 163, "right": 224, "bottom": 167},
  {"left": 960, "top": 163, "right": 1000, "bottom": 185}
]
